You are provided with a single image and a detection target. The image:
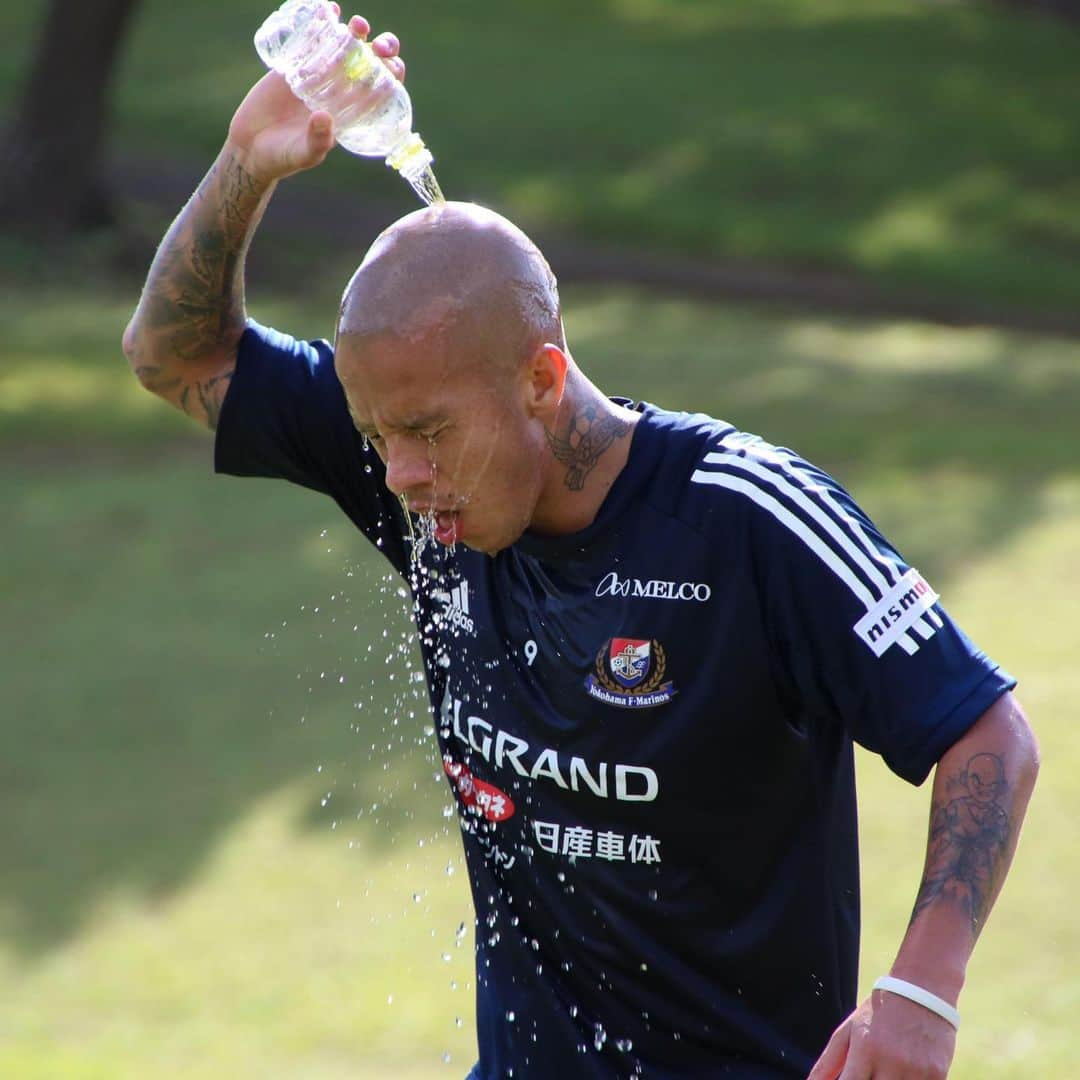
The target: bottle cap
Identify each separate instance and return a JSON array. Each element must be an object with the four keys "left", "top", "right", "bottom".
[{"left": 386, "top": 133, "right": 434, "bottom": 180}]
